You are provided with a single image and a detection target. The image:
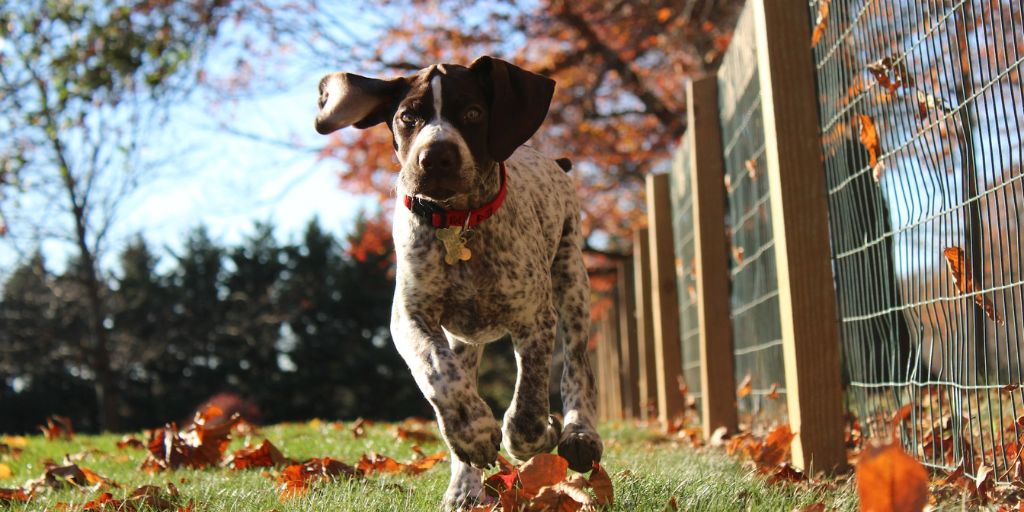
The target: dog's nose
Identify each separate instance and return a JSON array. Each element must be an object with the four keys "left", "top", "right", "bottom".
[{"left": 418, "top": 142, "right": 460, "bottom": 174}]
